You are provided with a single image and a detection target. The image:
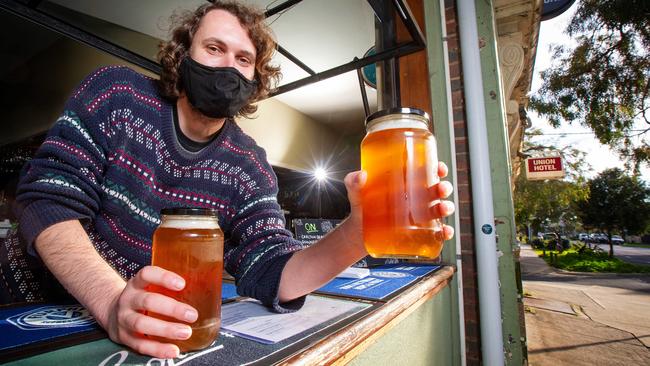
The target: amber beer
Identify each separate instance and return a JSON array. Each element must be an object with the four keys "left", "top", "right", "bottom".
[
  {"left": 361, "top": 108, "right": 444, "bottom": 259},
  {"left": 148, "top": 208, "right": 223, "bottom": 352}
]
